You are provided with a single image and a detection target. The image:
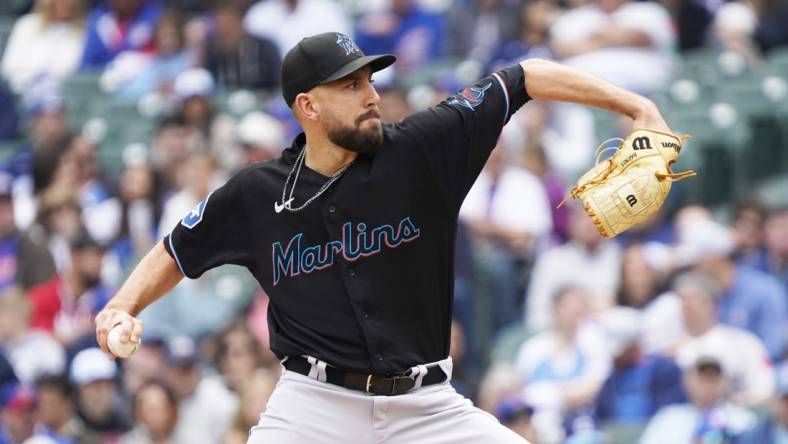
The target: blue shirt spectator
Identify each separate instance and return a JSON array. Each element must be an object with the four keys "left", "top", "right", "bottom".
[
  {"left": 735, "top": 364, "right": 788, "bottom": 444},
  {"left": 594, "top": 307, "right": 686, "bottom": 427},
  {"left": 80, "top": 0, "right": 163, "bottom": 70},
  {"left": 355, "top": 0, "right": 444, "bottom": 73},
  {"left": 718, "top": 265, "right": 787, "bottom": 361},
  {"left": 594, "top": 355, "right": 686, "bottom": 425}
]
